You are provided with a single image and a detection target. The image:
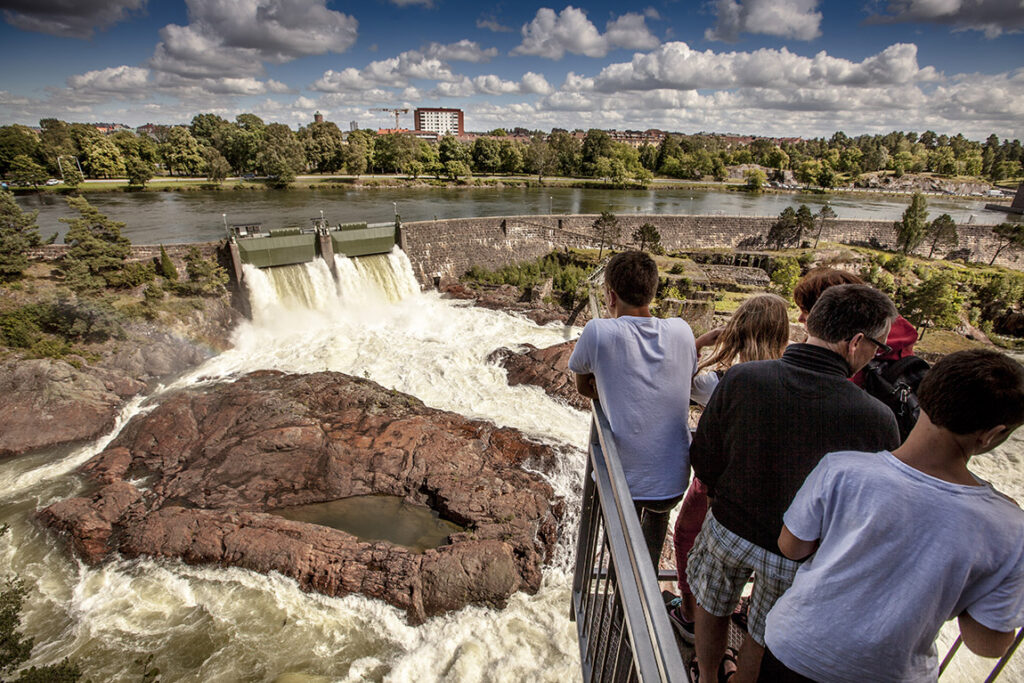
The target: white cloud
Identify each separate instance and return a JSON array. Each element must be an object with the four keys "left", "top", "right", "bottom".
[
  {"left": 151, "top": 24, "right": 266, "bottom": 79},
  {"left": 1, "top": 0, "right": 144, "bottom": 38},
  {"left": 867, "top": 0, "right": 1024, "bottom": 37},
  {"left": 148, "top": 0, "right": 357, "bottom": 82},
  {"left": 423, "top": 40, "right": 498, "bottom": 63},
  {"left": 591, "top": 42, "right": 934, "bottom": 92},
  {"left": 604, "top": 13, "right": 661, "bottom": 51},
  {"left": 706, "top": 0, "right": 823, "bottom": 42},
  {"left": 67, "top": 65, "right": 151, "bottom": 94},
  {"left": 184, "top": 0, "right": 358, "bottom": 60},
  {"left": 511, "top": 6, "right": 660, "bottom": 59},
  {"left": 477, "top": 17, "right": 513, "bottom": 32},
  {"left": 310, "top": 50, "right": 461, "bottom": 92},
  {"left": 521, "top": 72, "right": 554, "bottom": 95}
]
